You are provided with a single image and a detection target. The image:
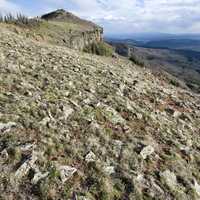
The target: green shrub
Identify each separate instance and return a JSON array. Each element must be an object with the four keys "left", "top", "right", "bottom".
[
  {"left": 170, "top": 79, "right": 180, "bottom": 87},
  {"left": 83, "top": 42, "right": 113, "bottom": 57},
  {"left": 129, "top": 55, "right": 145, "bottom": 67}
]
